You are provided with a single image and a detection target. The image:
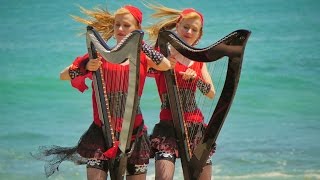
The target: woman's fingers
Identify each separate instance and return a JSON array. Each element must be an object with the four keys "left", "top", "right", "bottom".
[
  {"left": 179, "top": 68, "right": 197, "bottom": 80},
  {"left": 87, "top": 57, "right": 102, "bottom": 71}
]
